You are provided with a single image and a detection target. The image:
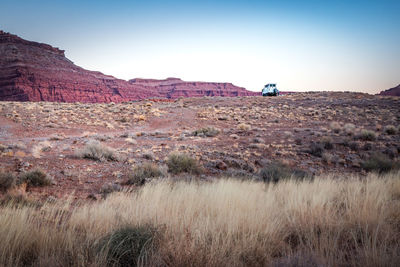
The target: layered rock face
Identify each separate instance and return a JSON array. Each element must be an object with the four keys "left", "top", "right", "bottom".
[
  {"left": 379, "top": 84, "right": 400, "bottom": 96},
  {"left": 128, "top": 77, "right": 258, "bottom": 98},
  {"left": 0, "top": 30, "right": 258, "bottom": 103}
]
